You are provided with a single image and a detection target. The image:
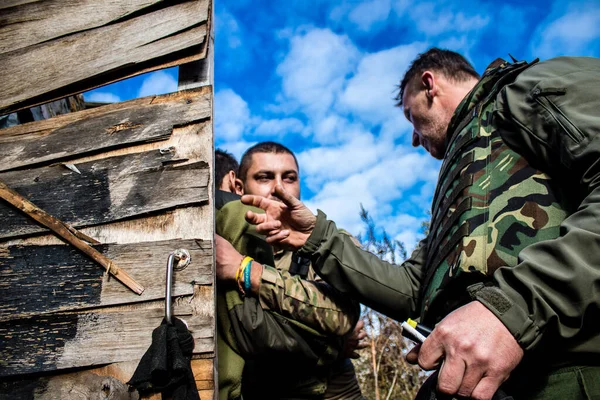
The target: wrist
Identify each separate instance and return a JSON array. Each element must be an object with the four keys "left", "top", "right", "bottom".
[{"left": 249, "top": 262, "right": 263, "bottom": 296}]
